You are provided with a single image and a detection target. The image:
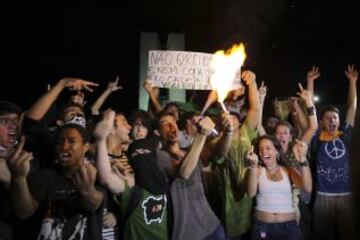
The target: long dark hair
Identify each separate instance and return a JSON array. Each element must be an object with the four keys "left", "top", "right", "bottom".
[
  {"left": 254, "top": 135, "right": 284, "bottom": 166},
  {"left": 128, "top": 109, "right": 154, "bottom": 138}
]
